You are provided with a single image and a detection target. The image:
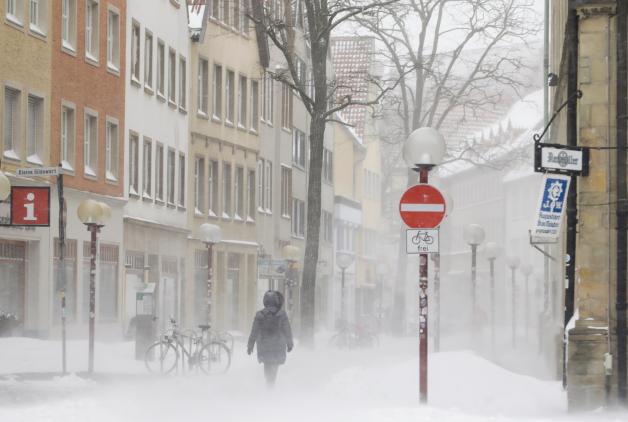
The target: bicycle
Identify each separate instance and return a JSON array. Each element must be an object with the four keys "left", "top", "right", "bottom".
[
  {"left": 144, "top": 318, "right": 231, "bottom": 375},
  {"left": 412, "top": 231, "right": 434, "bottom": 245}
]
